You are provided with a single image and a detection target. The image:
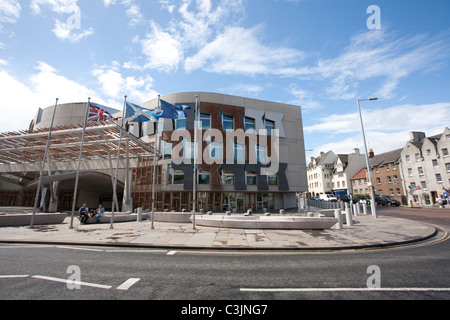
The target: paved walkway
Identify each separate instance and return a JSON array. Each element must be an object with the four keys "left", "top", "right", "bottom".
[{"left": 0, "top": 214, "right": 438, "bottom": 250}]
